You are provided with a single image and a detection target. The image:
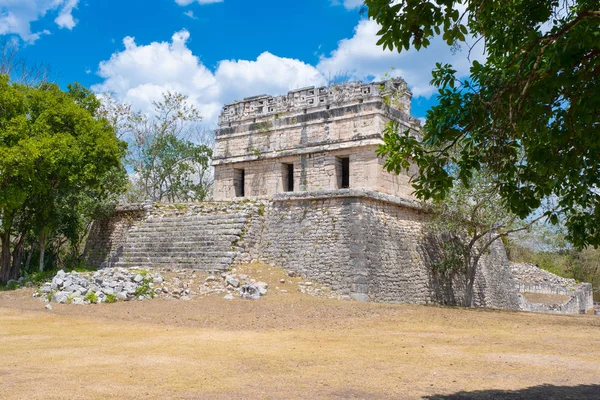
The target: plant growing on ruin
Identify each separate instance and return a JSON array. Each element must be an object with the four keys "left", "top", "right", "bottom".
[
  {"left": 84, "top": 291, "right": 98, "bottom": 304},
  {"left": 6, "top": 280, "right": 19, "bottom": 291},
  {"left": 377, "top": 70, "right": 409, "bottom": 112},
  {"left": 427, "top": 171, "right": 551, "bottom": 307},
  {"left": 369, "top": 0, "right": 600, "bottom": 248},
  {"left": 134, "top": 278, "right": 154, "bottom": 298},
  {"left": 251, "top": 147, "right": 262, "bottom": 158}
]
